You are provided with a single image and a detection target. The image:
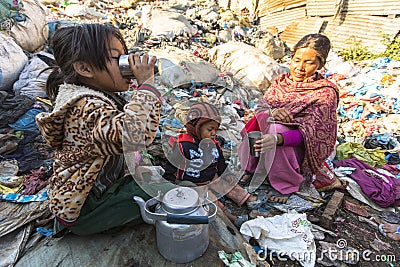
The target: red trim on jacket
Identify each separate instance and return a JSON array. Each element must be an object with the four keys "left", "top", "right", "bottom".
[{"left": 56, "top": 216, "right": 77, "bottom": 227}]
